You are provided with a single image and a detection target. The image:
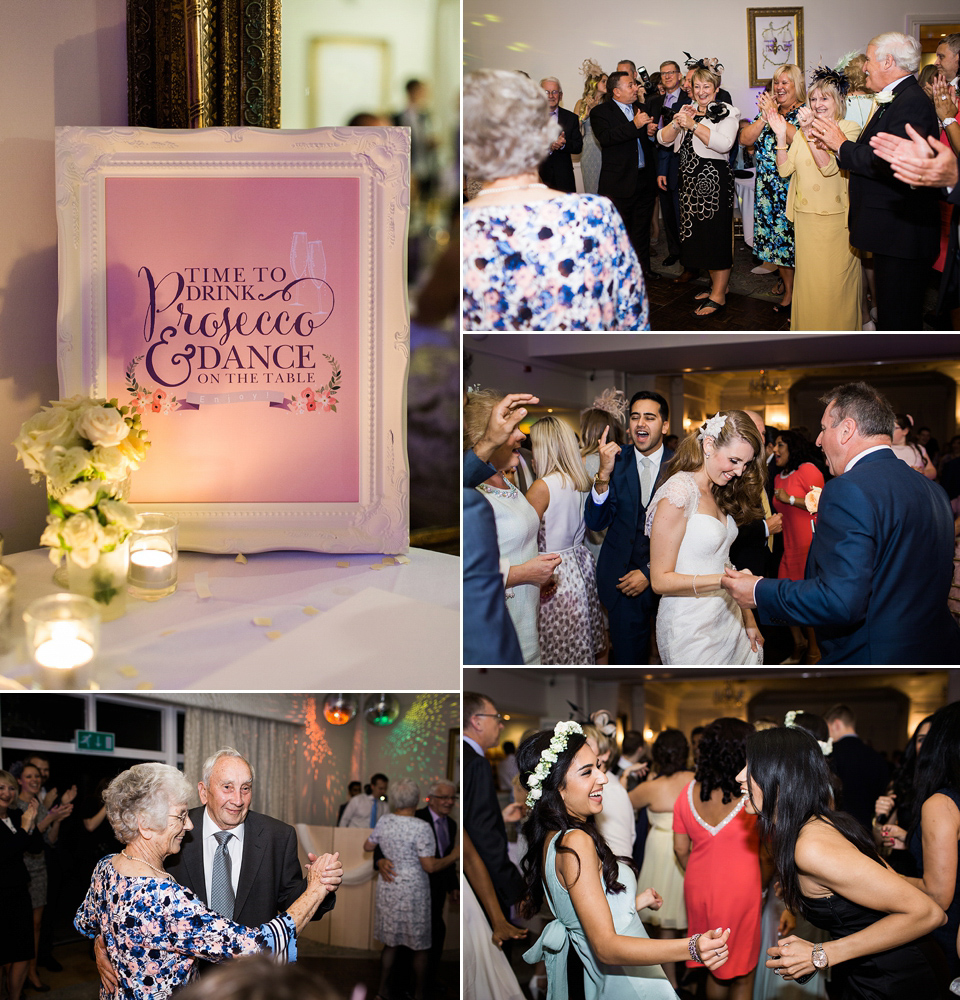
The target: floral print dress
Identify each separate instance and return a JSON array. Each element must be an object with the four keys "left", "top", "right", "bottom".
[
  {"left": 462, "top": 193, "right": 649, "bottom": 330},
  {"left": 752, "top": 107, "right": 802, "bottom": 267},
  {"left": 75, "top": 857, "right": 296, "bottom": 999}
]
